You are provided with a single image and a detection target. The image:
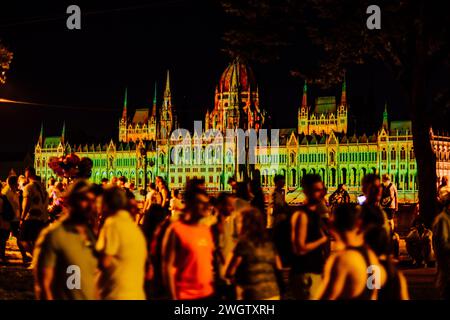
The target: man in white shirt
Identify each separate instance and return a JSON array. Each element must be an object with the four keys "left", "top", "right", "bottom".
[
  {"left": 96, "top": 186, "right": 147, "bottom": 300},
  {"left": 381, "top": 174, "right": 398, "bottom": 231}
]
